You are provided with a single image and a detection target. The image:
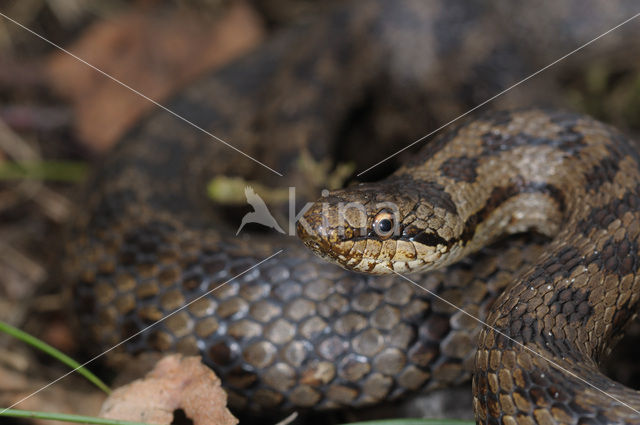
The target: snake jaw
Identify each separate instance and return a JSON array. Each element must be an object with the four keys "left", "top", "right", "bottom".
[
  {"left": 297, "top": 220, "right": 357, "bottom": 269},
  {"left": 298, "top": 214, "right": 443, "bottom": 274}
]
